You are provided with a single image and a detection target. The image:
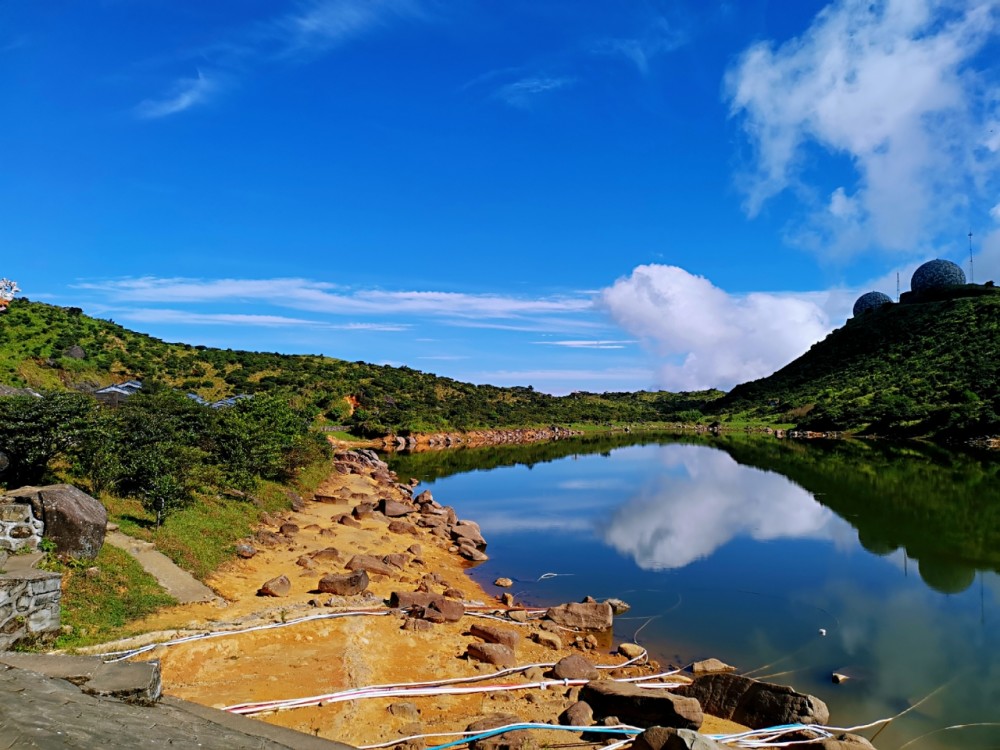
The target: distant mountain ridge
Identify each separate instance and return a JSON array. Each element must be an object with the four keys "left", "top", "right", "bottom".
[
  {"left": 711, "top": 288, "right": 1000, "bottom": 439},
  {"left": 0, "top": 299, "right": 719, "bottom": 434}
]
